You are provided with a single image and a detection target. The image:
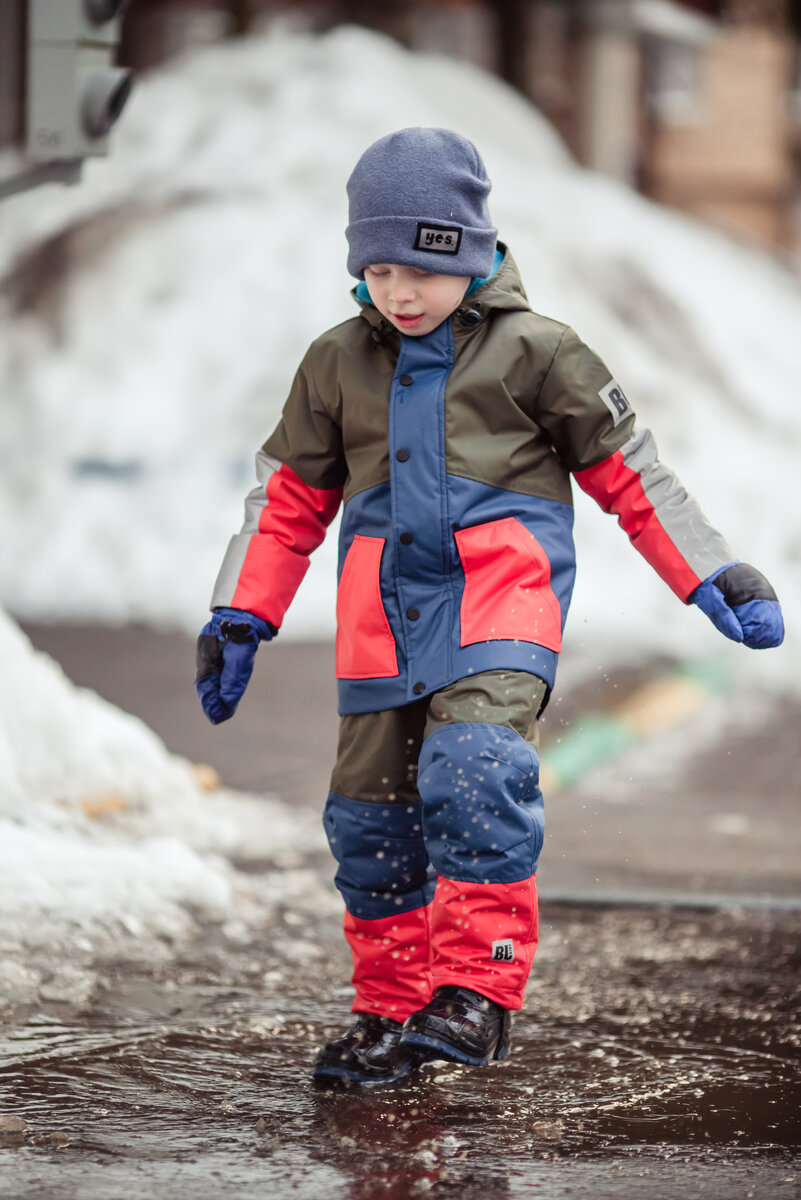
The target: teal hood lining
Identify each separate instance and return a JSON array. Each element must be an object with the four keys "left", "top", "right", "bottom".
[{"left": 354, "top": 246, "right": 504, "bottom": 307}]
